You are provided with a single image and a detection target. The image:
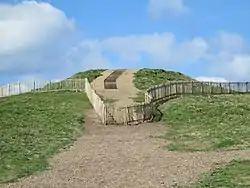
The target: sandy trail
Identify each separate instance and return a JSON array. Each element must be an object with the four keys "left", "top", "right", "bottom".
[
  {"left": 92, "top": 69, "right": 139, "bottom": 108},
  {"left": 2, "top": 110, "right": 250, "bottom": 188}
]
